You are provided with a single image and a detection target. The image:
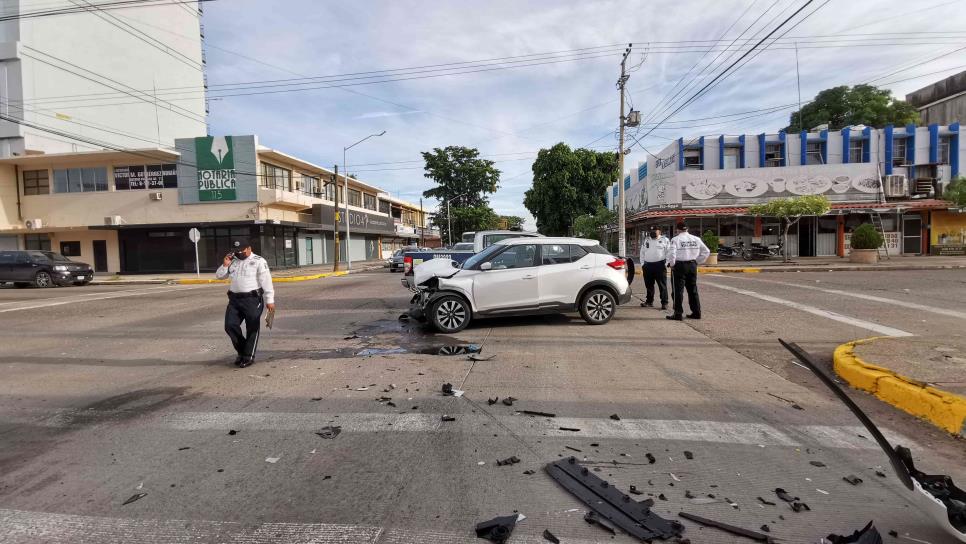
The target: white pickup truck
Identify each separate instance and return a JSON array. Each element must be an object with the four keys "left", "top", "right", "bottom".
[{"left": 400, "top": 230, "right": 543, "bottom": 288}]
